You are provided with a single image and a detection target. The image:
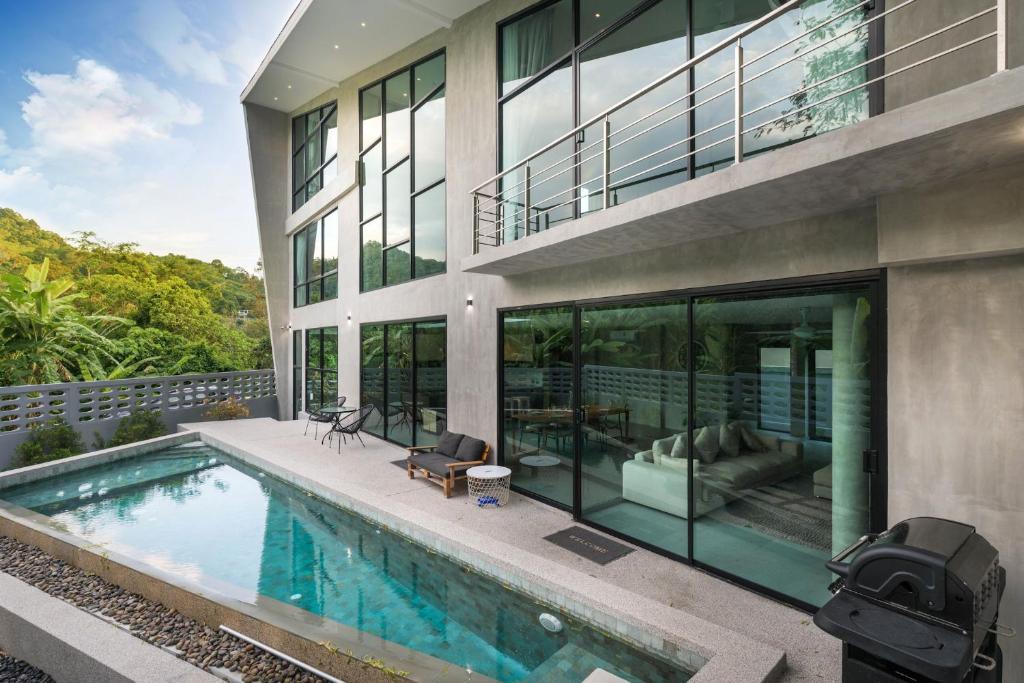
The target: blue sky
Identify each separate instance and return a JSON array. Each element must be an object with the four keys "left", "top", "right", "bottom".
[{"left": 0, "top": 0, "right": 294, "bottom": 271}]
